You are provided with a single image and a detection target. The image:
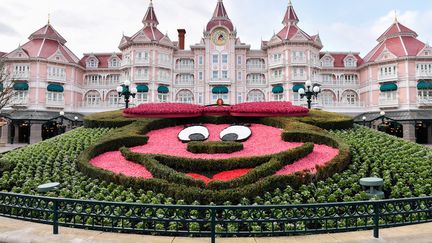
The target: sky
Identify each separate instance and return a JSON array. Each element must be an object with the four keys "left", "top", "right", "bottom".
[{"left": 0, "top": 0, "right": 431, "bottom": 58}]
